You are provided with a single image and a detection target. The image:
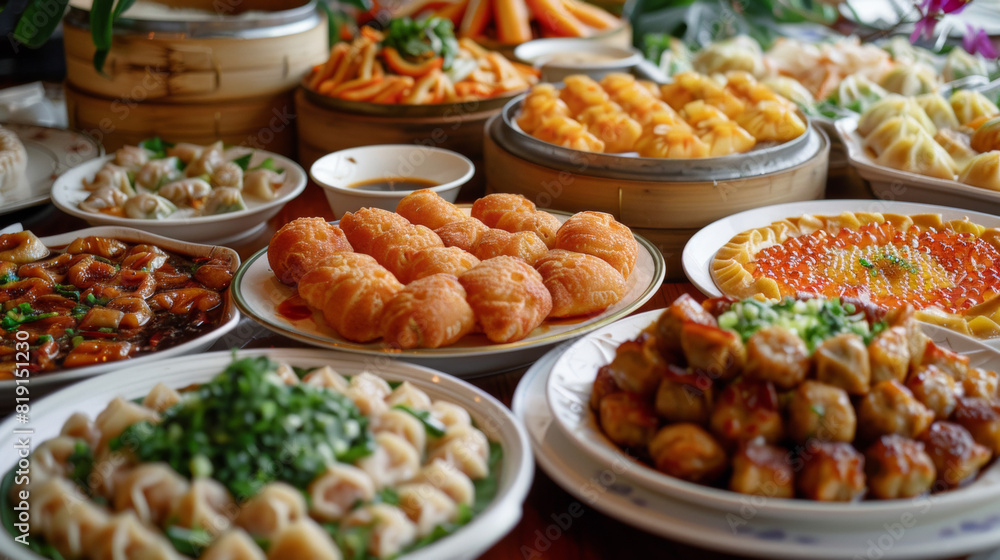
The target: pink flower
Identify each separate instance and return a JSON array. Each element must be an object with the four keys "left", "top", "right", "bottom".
[
  {"left": 910, "top": 15, "right": 938, "bottom": 41},
  {"left": 963, "top": 25, "right": 999, "bottom": 58},
  {"left": 920, "top": 0, "right": 971, "bottom": 14}
]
